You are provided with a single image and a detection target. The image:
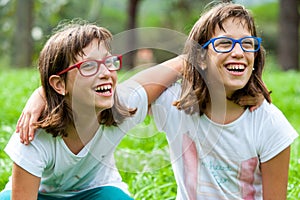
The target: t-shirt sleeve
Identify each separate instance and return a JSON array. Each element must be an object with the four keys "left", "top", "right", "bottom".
[
  {"left": 116, "top": 80, "right": 148, "bottom": 132},
  {"left": 151, "top": 83, "right": 182, "bottom": 133},
  {"left": 257, "top": 103, "right": 298, "bottom": 163},
  {"left": 4, "top": 130, "right": 51, "bottom": 177}
]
